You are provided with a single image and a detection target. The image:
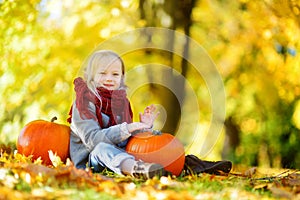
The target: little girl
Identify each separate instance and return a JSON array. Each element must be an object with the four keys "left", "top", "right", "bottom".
[
  {"left": 68, "top": 50, "right": 232, "bottom": 179},
  {"left": 67, "top": 50, "right": 167, "bottom": 179}
]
